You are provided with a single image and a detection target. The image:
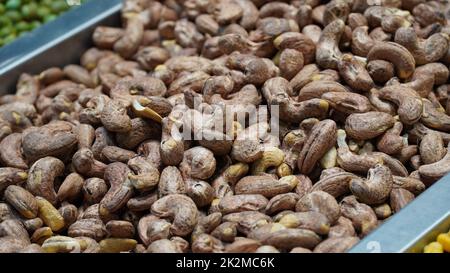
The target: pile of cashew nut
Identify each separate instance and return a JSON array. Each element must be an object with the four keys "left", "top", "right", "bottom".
[{"left": 1, "top": 0, "right": 450, "bottom": 253}]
